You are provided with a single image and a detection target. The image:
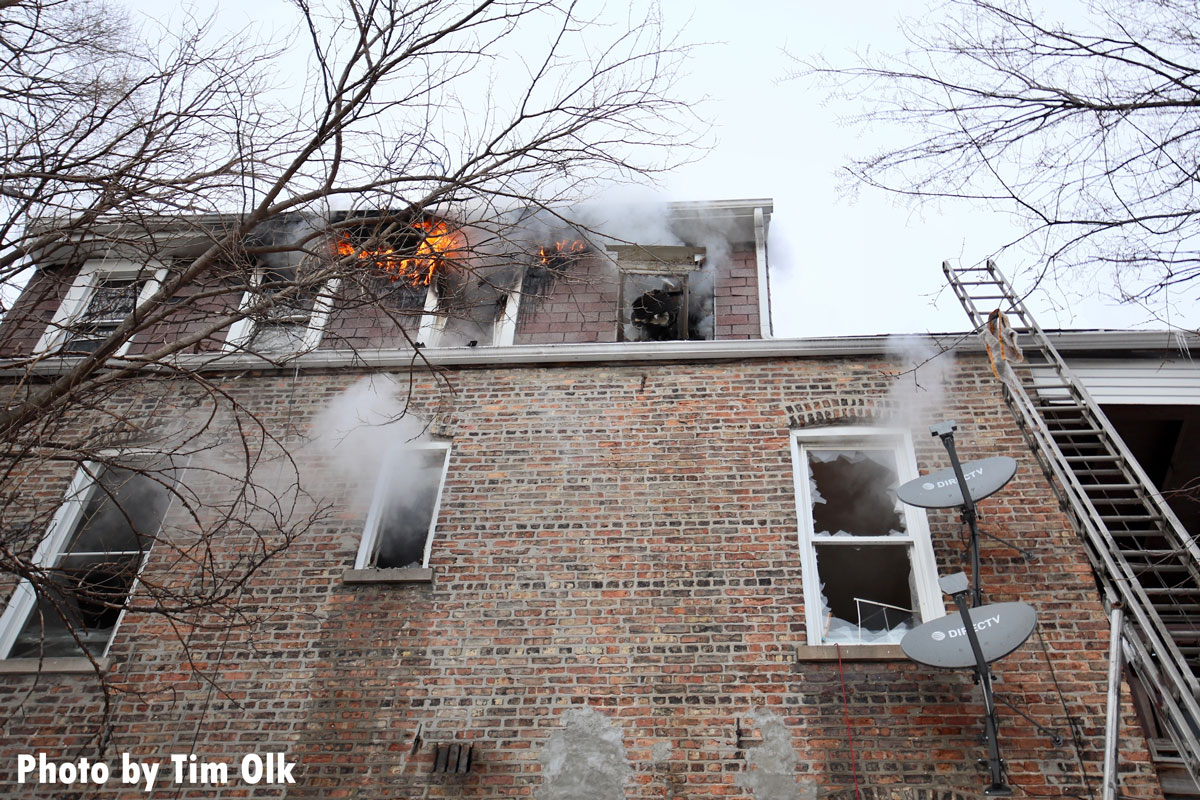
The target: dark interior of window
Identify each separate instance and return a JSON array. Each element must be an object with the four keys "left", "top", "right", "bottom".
[
  {"left": 1103, "top": 404, "right": 1200, "bottom": 537},
  {"left": 371, "top": 450, "right": 446, "bottom": 569},
  {"left": 10, "top": 466, "right": 174, "bottom": 658}
]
